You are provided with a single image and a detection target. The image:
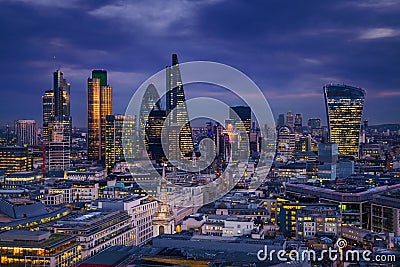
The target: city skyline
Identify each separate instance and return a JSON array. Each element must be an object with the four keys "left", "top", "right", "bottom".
[{"left": 0, "top": 0, "right": 400, "bottom": 126}]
